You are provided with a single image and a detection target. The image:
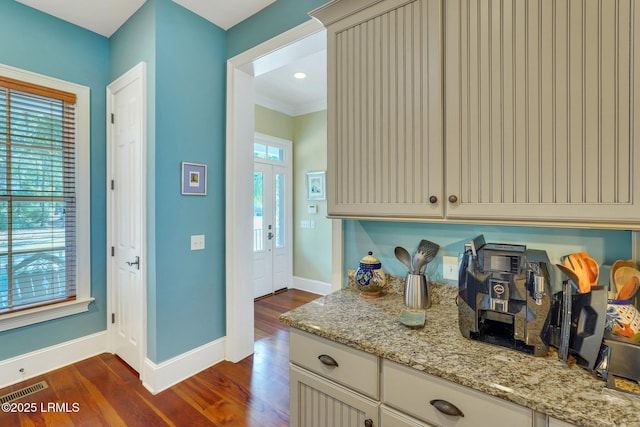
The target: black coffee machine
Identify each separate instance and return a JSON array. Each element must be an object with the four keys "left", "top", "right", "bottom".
[{"left": 458, "top": 235, "right": 553, "bottom": 356}]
